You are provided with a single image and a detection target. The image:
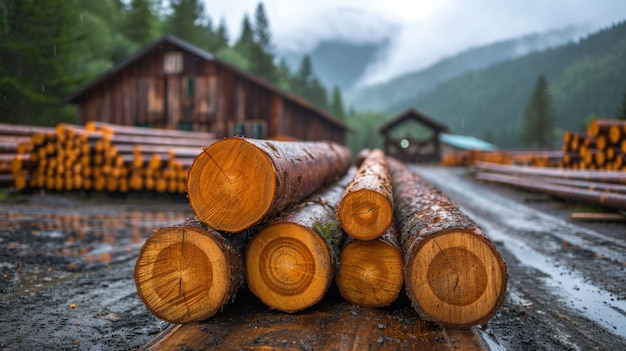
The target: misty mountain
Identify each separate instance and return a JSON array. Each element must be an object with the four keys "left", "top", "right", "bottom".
[
  {"left": 346, "top": 25, "right": 590, "bottom": 112},
  {"left": 385, "top": 21, "right": 626, "bottom": 149},
  {"left": 279, "top": 40, "right": 390, "bottom": 92}
]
